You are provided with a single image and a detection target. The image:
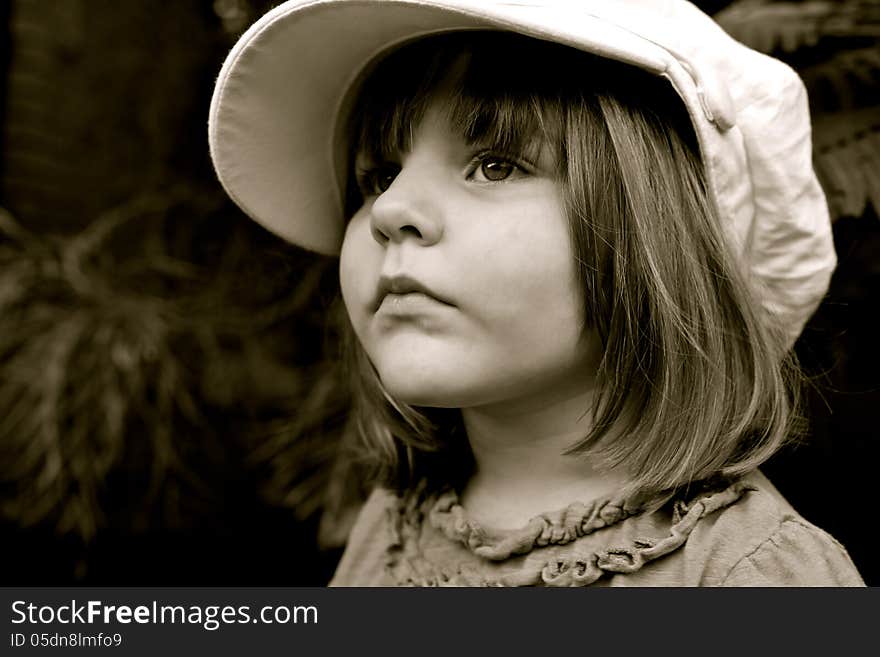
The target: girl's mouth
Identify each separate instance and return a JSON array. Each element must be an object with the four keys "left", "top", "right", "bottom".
[
  {"left": 372, "top": 274, "right": 453, "bottom": 311},
  {"left": 378, "top": 292, "right": 452, "bottom": 316}
]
